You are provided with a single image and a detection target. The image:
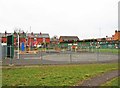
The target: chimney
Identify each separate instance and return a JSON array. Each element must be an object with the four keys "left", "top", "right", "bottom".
[
  {"left": 40, "top": 32, "right": 42, "bottom": 35},
  {"left": 112, "top": 35, "right": 114, "bottom": 37},
  {"left": 31, "top": 32, "right": 33, "bottom": 35},
  {"left": 5, "top": 31, "right": 7, "bottom": 36}
]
